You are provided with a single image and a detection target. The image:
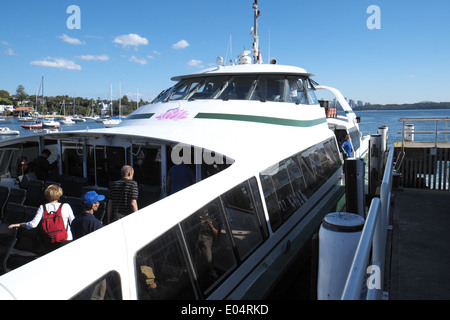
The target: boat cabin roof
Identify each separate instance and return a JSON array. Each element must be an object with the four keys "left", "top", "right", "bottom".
[{"left": 171, "top": 63, "right": 316, "bottom": 81}]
